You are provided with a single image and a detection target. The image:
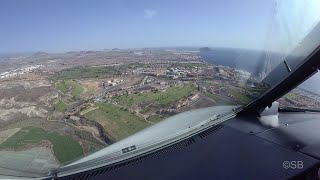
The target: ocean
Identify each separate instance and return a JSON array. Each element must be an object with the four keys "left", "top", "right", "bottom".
[{"left": 199, "top": 47, "right": 320, "bottom": 95}]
